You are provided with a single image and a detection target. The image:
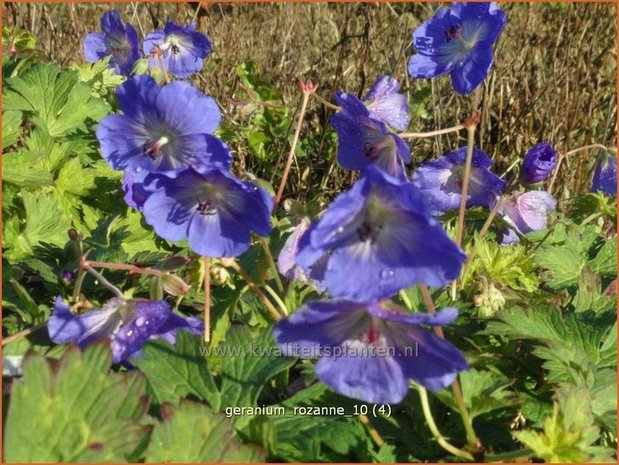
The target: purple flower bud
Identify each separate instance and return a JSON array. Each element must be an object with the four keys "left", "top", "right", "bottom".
[
  {"left": 520, "top": 142, "right": 557, "bottom": 185},
  {"left": 62, "top": 271, "right": 75, "bottom": 282},
  {"left": 591, "top": 154, "right": 617, "bottom": 197}
]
